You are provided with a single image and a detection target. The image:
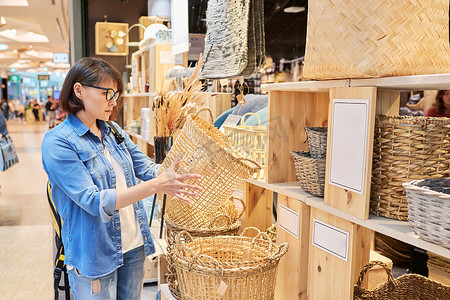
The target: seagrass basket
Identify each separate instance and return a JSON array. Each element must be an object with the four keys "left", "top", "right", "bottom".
[
  {"left": 305, "top": 127, "right": 327, "bottom": 159},
  {"left": 160, "top": 108, "right": 260, "bottom": 214},
  {"left": 303, "top": 0, "right": 450, "bottom": 79},
  {"left": 223, "top": 113, "right": 267, "bottom": 179},
  {"left": 291, "top": 151, "right": 326, "bottom": 197},
  {"left": 371, "top": 115, "right": 450, "bottom": 221},
  {"left": 173, "top": 227, "right": 288, "bottom": 300},
  {"left": 403, "top": 178, "right": 450, "bottom": 249},
  {"left": 165, "top": 197, "right": 244, "bottom": 299},
  {"left": 354, "top": 261, "right": 450, "bottom": 300}
]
